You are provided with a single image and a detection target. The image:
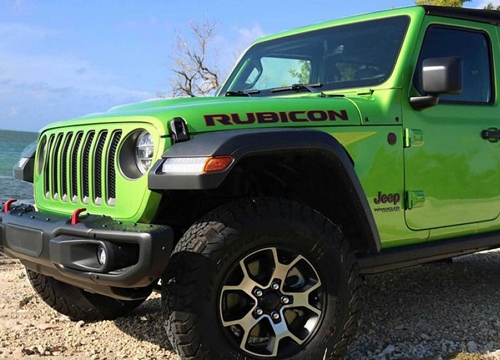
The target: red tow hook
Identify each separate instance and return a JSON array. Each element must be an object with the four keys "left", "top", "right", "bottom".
[
  {"left": 3, "top": 199, "right": 17, "bottom": 212},
  {"left": 70, "top": 208, "right": 87, "bottom": 225}
]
